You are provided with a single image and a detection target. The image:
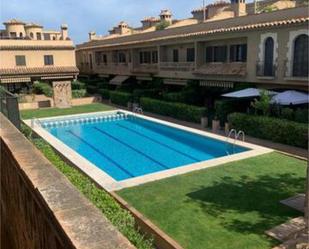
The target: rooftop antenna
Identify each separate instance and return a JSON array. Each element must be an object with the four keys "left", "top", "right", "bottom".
[{"left": 203, "top": 0, "right": 206, "bottom": 21}]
